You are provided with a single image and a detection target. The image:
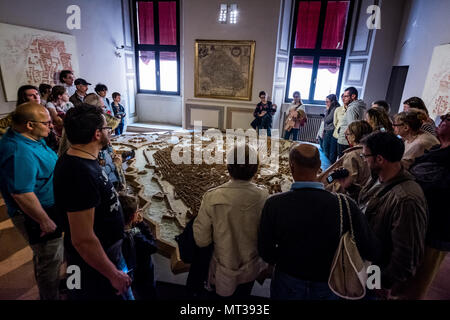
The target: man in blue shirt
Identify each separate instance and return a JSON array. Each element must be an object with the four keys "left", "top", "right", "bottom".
[{"left": 0, "top": 102, "right": 63, "bottom": 300}]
